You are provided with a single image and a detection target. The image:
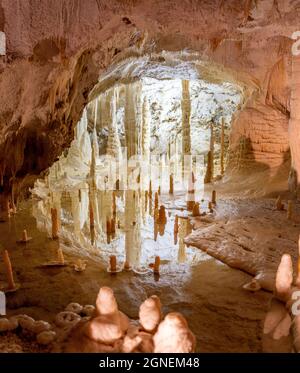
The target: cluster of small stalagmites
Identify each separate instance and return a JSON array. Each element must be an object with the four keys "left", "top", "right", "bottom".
[
  {"left": 0, "top": 314, "right": 55, "bottom": 347},
  {"left": 62, "top": 287, "right": 196, "bottom": 353},
  {"left": 263, "top": 252, "right": 300, "bottom": 352}
]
